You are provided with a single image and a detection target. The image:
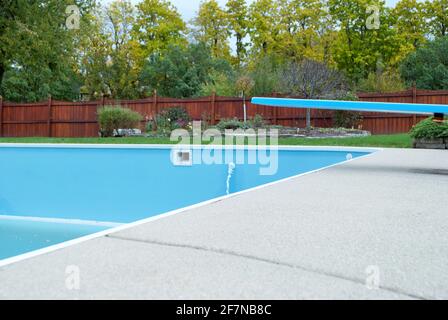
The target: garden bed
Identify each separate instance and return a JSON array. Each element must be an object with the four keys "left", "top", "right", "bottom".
[
  {"left": 413, "top": 138, "right": 447, "bottom": 150},
  {"left": 145, "top": 126, "right": 371, "bottom": 139},
  {"left": 410, "top": 117, "right": 448, "bottom": 150},
  {"left": 277, "top": 127, "right": 370, "bottom": 138}
]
